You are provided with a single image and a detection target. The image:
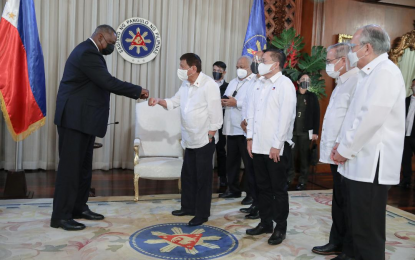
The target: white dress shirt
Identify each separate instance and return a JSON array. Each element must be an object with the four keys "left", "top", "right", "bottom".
[
  {"left": 319, "top": 68, "right": 359, "bottom": 164},
  {"left": 165, "top": 72, "right": 223, "bottom": 149},
  {"left": 406, "top": 96, "right": 415, "bottom": 136},
  {"left": 89, "top": 38, "right": 99, "bottom": 51},
  {"left": 216, "top": 79, "right": 224, "bottom": 87},
  {"left": 223, "top": 73, "right": 256, "bottom": 136},
  {"left": 242, "top": 76, "right": 260, "bottom": 121},
  {"left": 246, "top": 72, "right": 296, "bottom": 156},
  {"left": 337, "top": 53, "right": 406, "bottom": 184}
]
